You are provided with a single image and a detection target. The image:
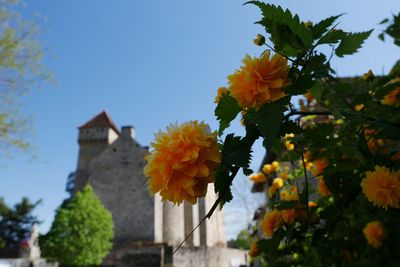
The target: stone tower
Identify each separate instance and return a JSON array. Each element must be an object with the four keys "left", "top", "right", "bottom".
[{"left": 74, "top": 111, "right": 119, "bottom": 192}]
